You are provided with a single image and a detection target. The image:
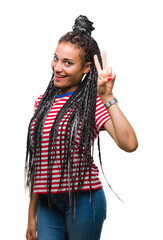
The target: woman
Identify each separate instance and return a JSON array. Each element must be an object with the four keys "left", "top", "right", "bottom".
[{"left": 25, "top": 15, "right": 138, "bottom": 240}]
